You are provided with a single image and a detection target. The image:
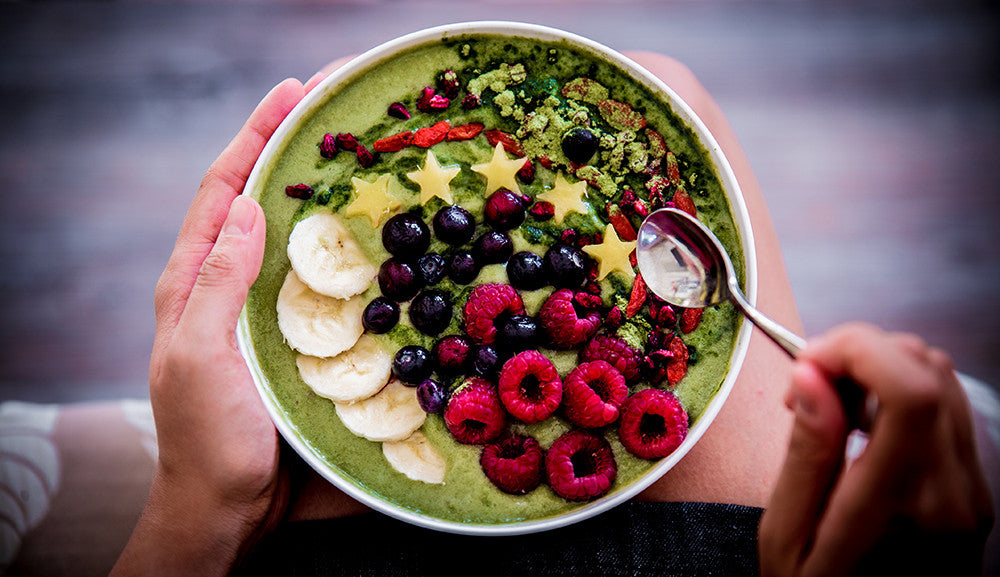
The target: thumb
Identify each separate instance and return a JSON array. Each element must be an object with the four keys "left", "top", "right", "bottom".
[
  {"left": 759, "top": 361, "right": 849, "bottom": 576},
  {"left": 179, "top": 195, "right": 266, "bottom": 342}
]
